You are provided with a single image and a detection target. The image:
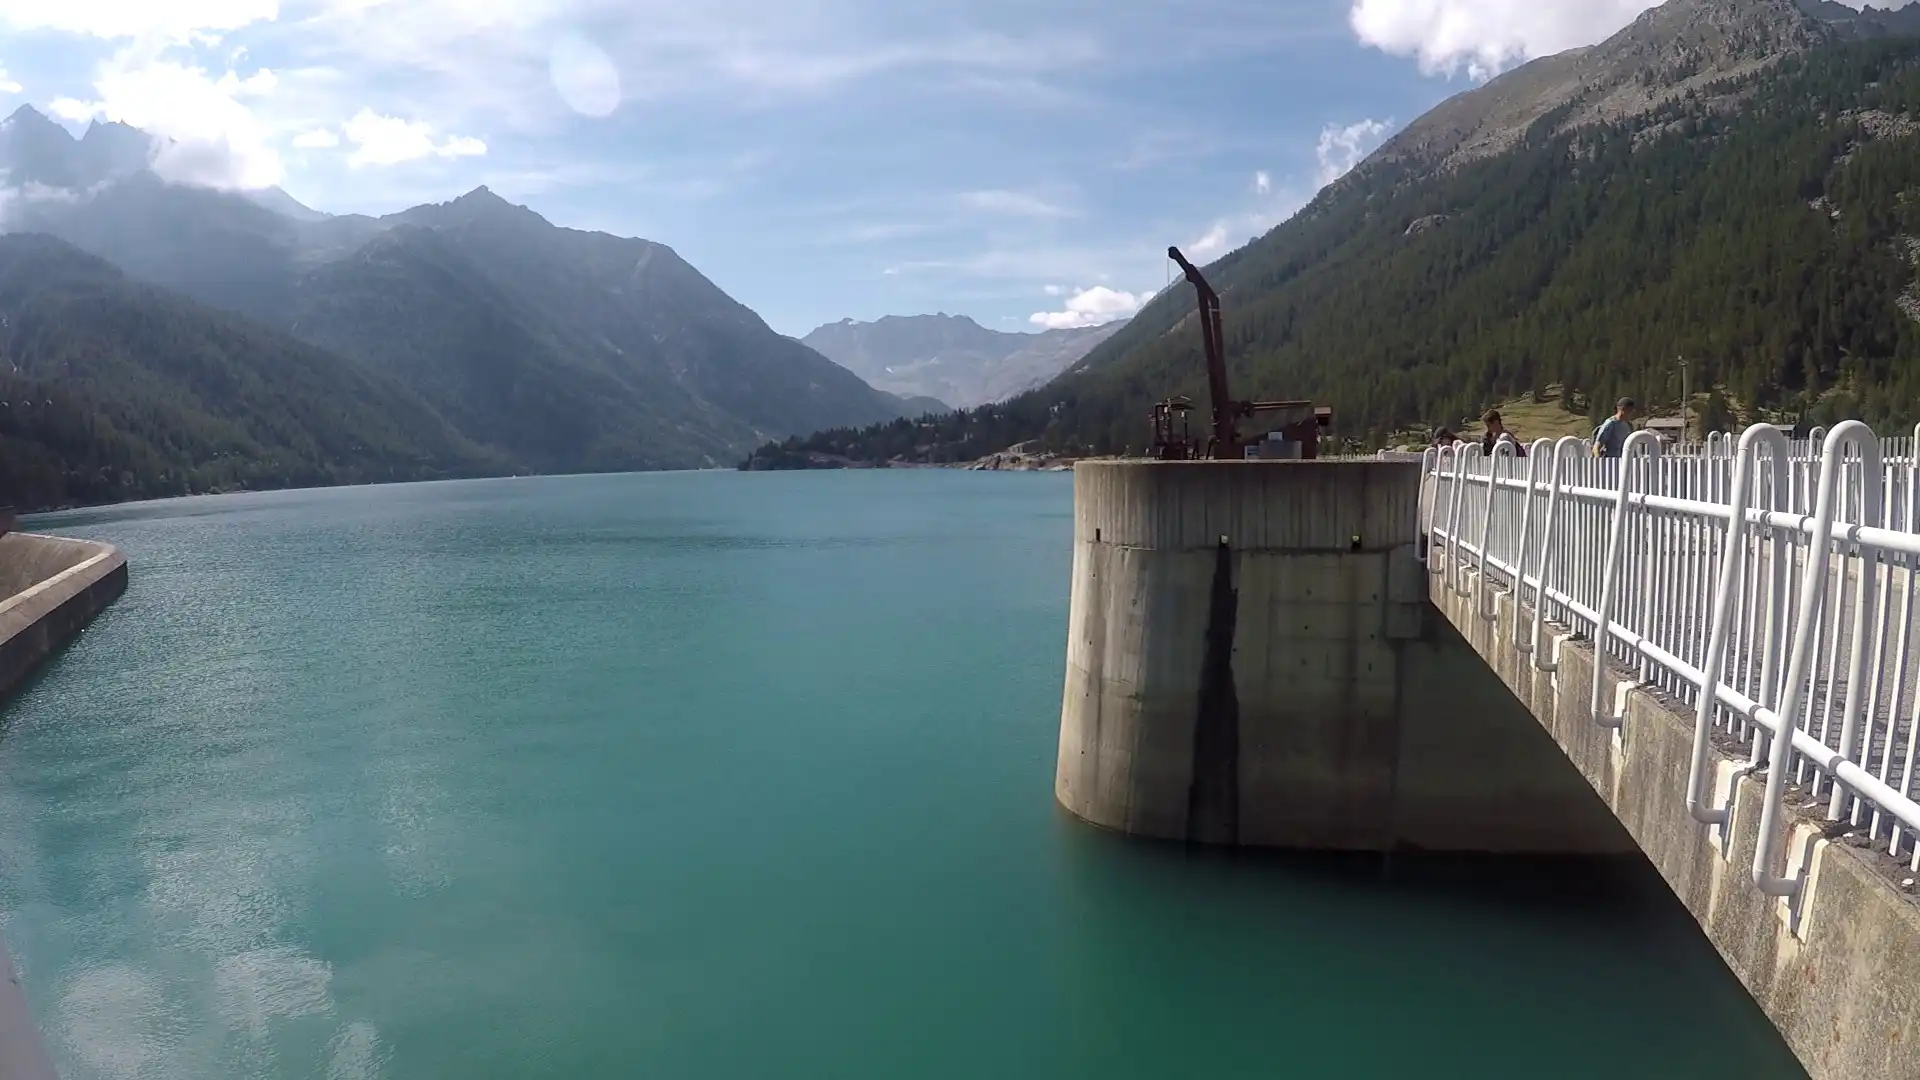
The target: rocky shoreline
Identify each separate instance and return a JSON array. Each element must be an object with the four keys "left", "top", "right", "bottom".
[
  {"left": 960, "top": 447, "right": 1078, "bottom": 472},
  {"left": 740, "top": 439, "right": 1093, "bottom": 472}
]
